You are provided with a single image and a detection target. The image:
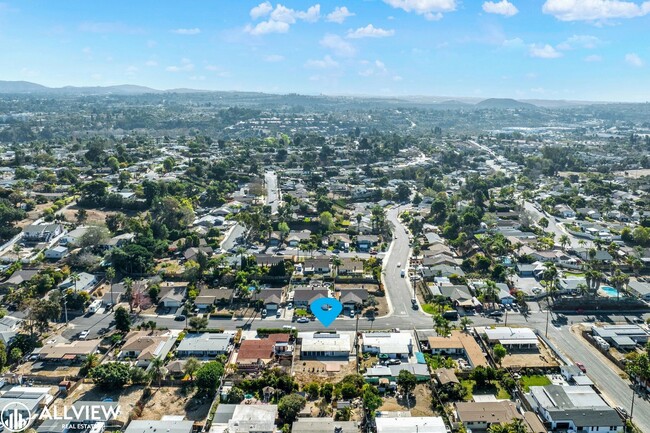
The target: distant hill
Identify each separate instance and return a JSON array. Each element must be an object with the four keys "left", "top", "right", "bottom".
[
  {"left": 475, "top": 98, "right": 537, "bottom": 109},
  {"left": 0, "top": 81, "right": 50, "bottom": 93},
  {"left": 0, "top": 80, "right": 160, "bottom": 95}
]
